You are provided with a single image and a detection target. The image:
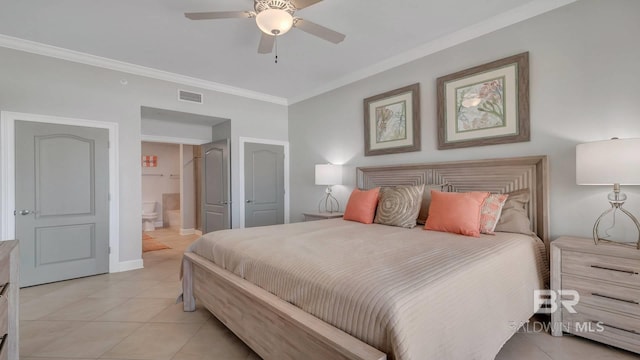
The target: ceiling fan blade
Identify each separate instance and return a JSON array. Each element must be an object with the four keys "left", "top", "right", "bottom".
[
  {"left": 290, "top": 0, "right": 323, "bottom": 10},
  {"left": 294, "top": 19, "right": 345, "bottom": 44},
  {"left": 185, "top": 11, "right": 252, "bottom": 20},
  {"left": 258, "top": 33, "right": 275, "bottom": 54}
]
